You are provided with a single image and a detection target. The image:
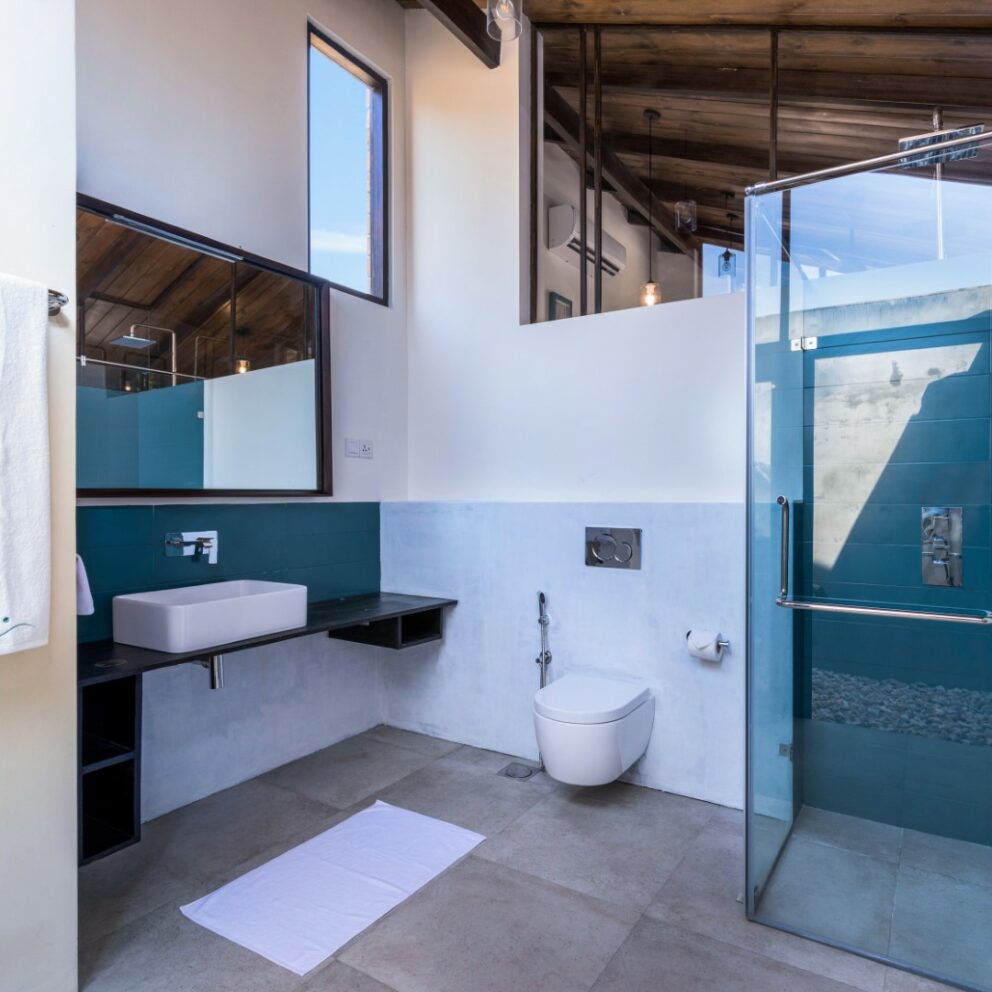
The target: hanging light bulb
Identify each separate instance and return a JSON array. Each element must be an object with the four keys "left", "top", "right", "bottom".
[
  {"left": 718, "top": 216, "right": 739, "bottom": 278},
  {"left": 487, "top": 0, "right": 522, "bottom": 41},
  {"left": 717, "top": 194, "right": 738, "bottom": 278},
  {"left": 641, "top": 108, "right": 662, "bottom": 307}
]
